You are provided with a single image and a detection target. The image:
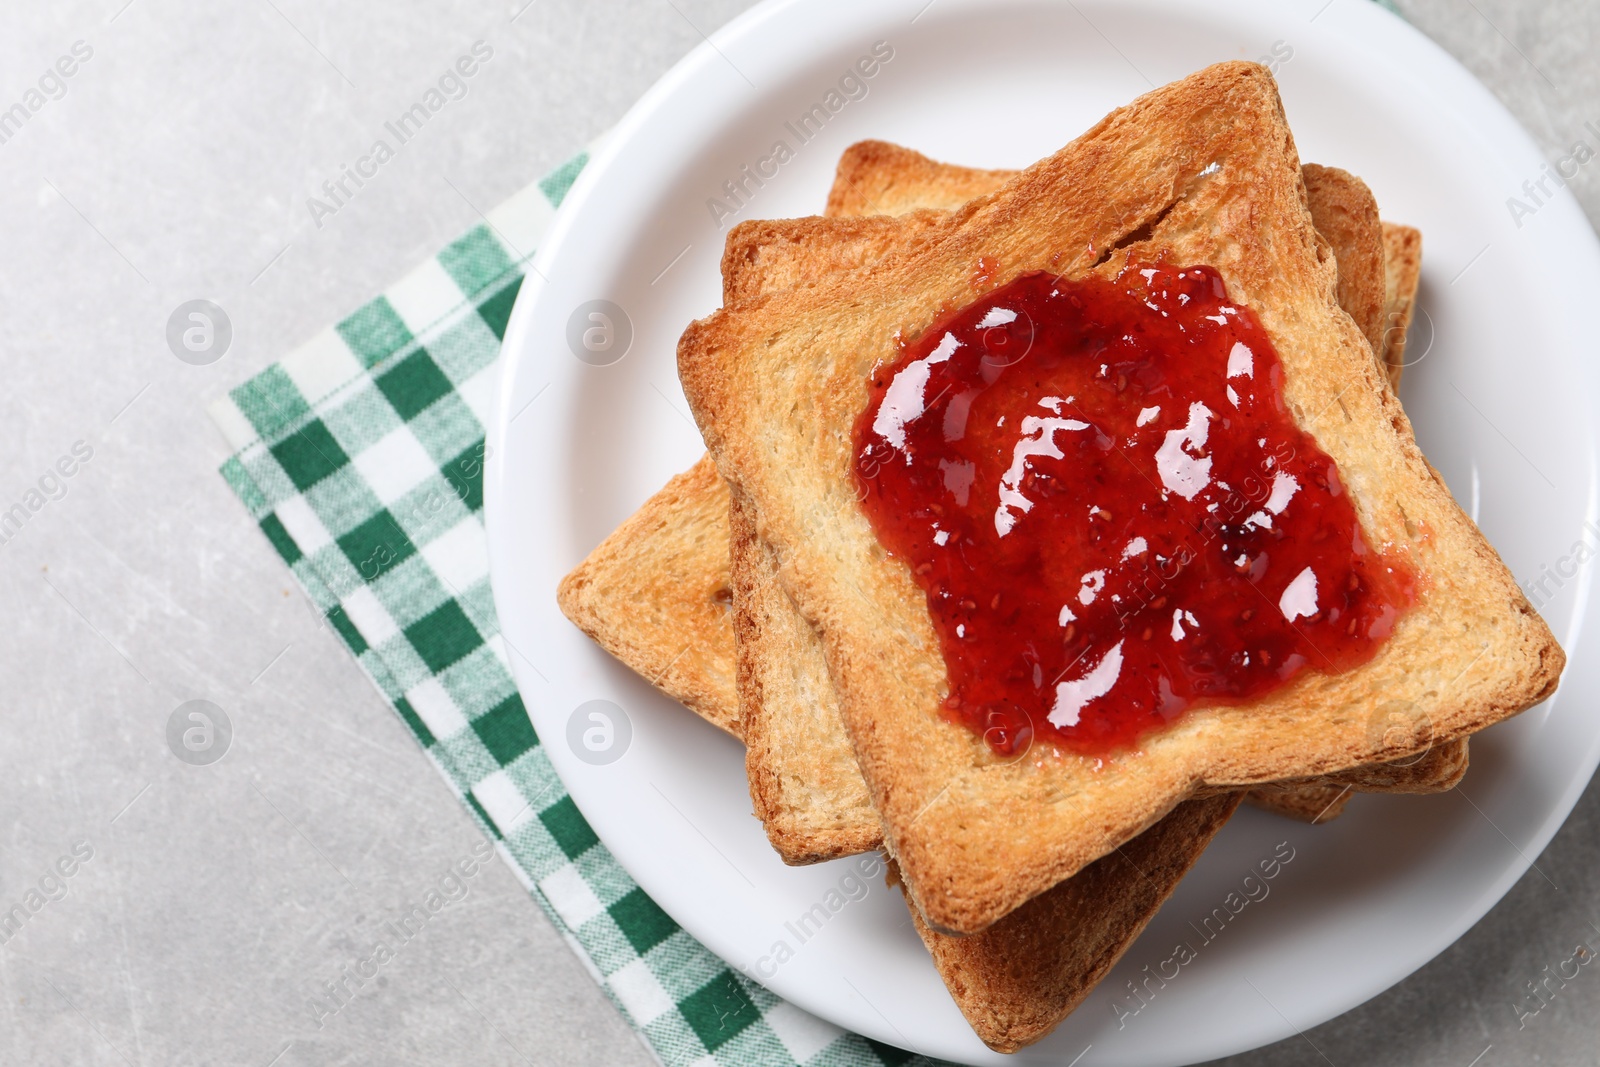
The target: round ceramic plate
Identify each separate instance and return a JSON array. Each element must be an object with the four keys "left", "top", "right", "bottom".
[{"left": 485, "top": 1, "right": 1600, "bottom": 1062}]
